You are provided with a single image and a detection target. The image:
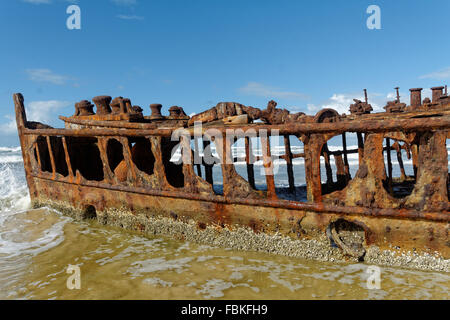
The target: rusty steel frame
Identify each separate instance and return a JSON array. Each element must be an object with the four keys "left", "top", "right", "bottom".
[{"left": 13, "top": 90, "right": 450, "bottom": 262}]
